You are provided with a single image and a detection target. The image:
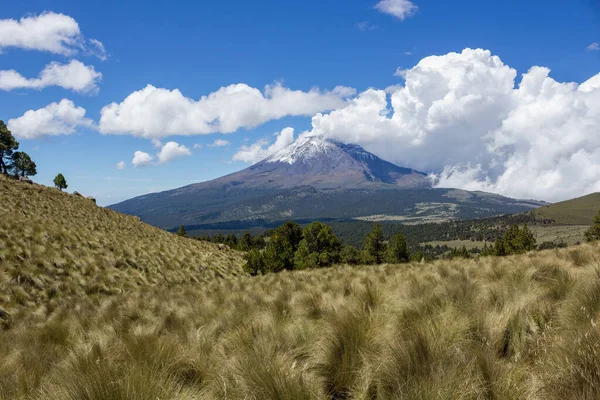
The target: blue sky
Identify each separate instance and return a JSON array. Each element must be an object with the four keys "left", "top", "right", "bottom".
[{"left": 1, "top": 0, "right": 599, "bottom": 205}]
